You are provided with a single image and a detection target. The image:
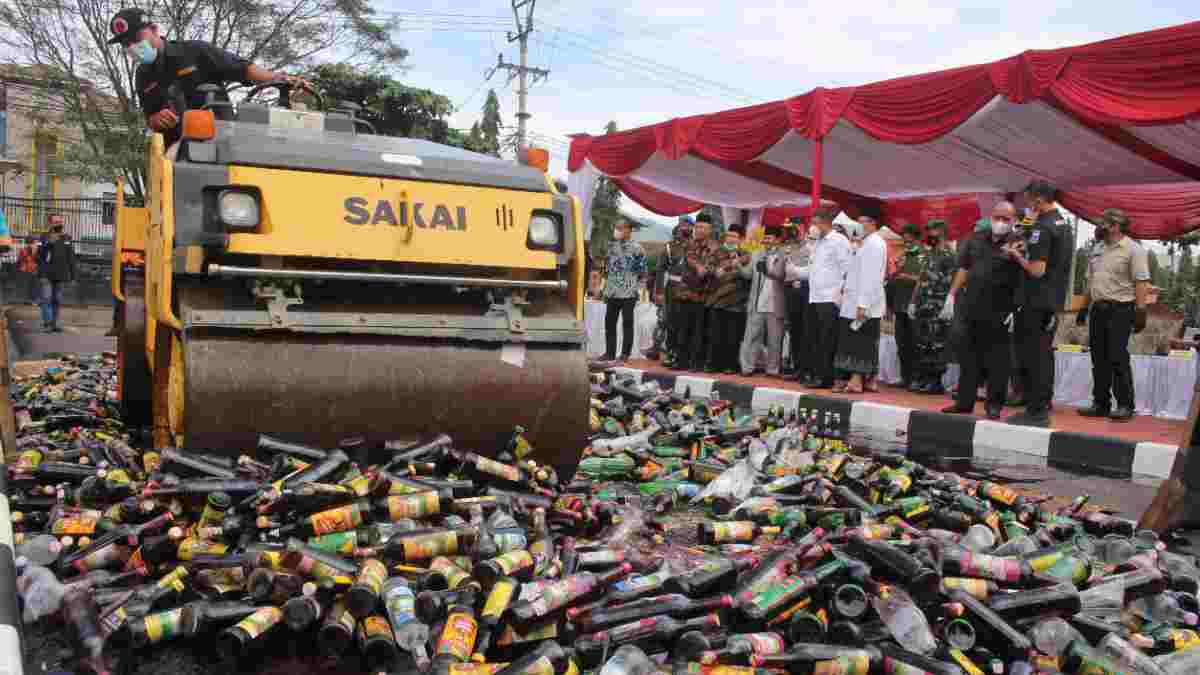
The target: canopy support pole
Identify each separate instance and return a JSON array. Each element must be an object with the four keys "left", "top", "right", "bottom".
[{"left": 809, "top": 137, "right": 824, "bottom": 216}]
